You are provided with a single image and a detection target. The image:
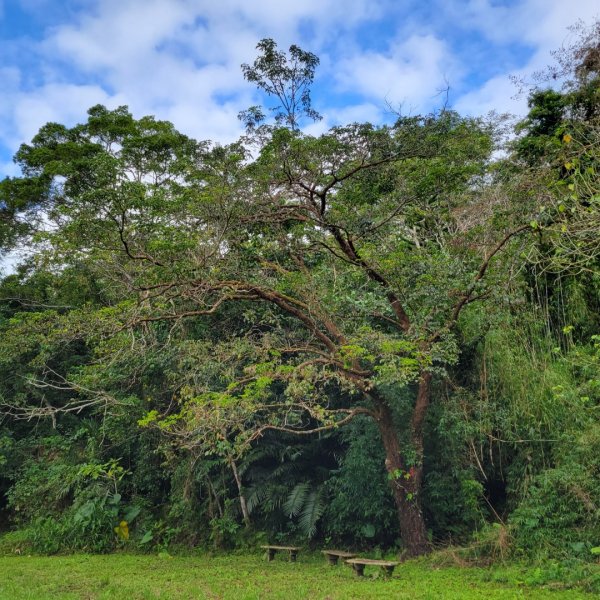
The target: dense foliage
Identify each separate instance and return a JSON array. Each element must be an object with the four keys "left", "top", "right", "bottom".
[{"left": 0, "top": 26, "right": 598, "bottom": 566}]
